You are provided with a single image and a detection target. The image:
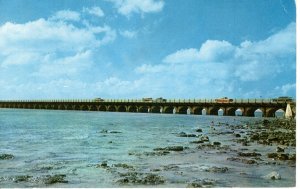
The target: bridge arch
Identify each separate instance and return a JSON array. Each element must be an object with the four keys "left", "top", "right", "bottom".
[
  {"left": 208, "top": 107, "right": 220, "bottom": 116},
  {"left": 97, "top": 105, "right": 106, "bottom": 111},
  {"left": 107, "top": 105, "right": 116, "bottom": 112},
  {"left": 127, "top": 106, "right": 137, "bottom": 112},
  {"left": 138, "top": 106, "right": 149, "bottom": 113},
  {"left": 117, "top": 105, "right": 127, "bottom": 112},
  {"left": 164, "top": 106, "right": 174, "bottom": 114},
  {"left": 193, "top": 107, "right": 203, "bottom": 115},
  {"left": 178, "top": 106, "right": 189, "bottom": 114},
  {"left": 151, "top": 106, "right": 161, "bottom": 113}
]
